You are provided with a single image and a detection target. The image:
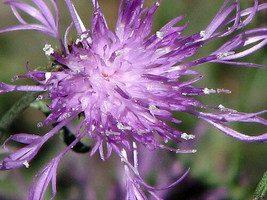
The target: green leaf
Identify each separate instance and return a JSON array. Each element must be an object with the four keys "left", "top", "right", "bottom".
[{"left": 254, "top": 171, "right": 267, "bottom": 200}]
